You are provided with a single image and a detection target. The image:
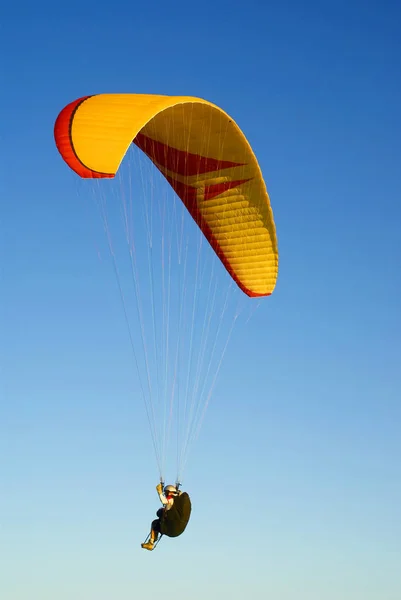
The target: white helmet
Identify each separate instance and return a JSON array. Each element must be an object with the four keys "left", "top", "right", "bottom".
[{"left": 164, "top": 484, "right": 178, "bottom": 495}]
